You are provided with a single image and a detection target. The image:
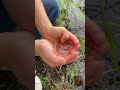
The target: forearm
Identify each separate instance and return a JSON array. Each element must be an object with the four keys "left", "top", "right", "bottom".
[{"left": 35, "top": 0, "right": 53, "bottom": 37}]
